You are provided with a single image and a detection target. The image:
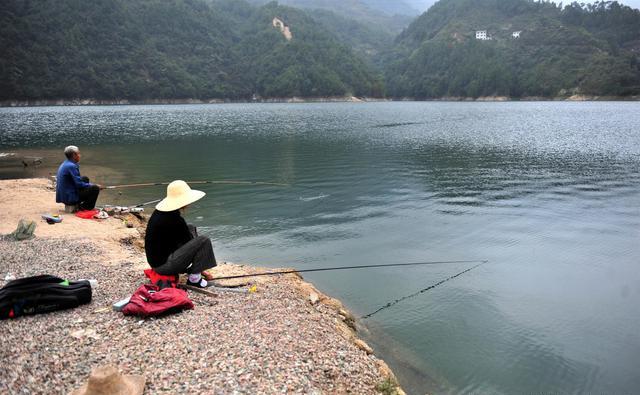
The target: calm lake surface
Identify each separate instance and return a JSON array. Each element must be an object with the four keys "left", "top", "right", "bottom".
[{"left": 1, "top": 102, "right": 639, "bottom": 394}]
